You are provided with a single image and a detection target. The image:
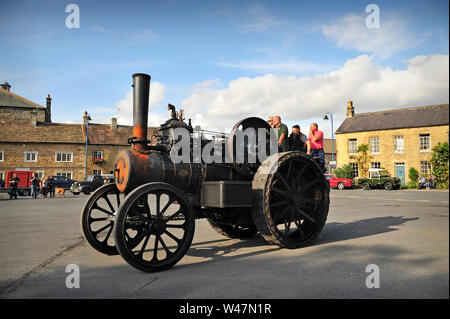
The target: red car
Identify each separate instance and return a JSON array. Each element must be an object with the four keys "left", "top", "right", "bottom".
[{"left": 324, "top": 174, "right": 354, "bottom": 190}]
